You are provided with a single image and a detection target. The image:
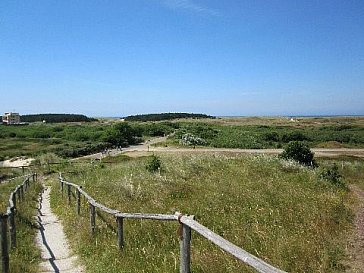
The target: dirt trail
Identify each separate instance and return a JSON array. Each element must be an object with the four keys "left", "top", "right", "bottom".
[
  {"left": 36, "top": 186, "right": 84, "bottom": 273},
  {"left": 346, "top": 184, "right": 364, "bottom": 272}
]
